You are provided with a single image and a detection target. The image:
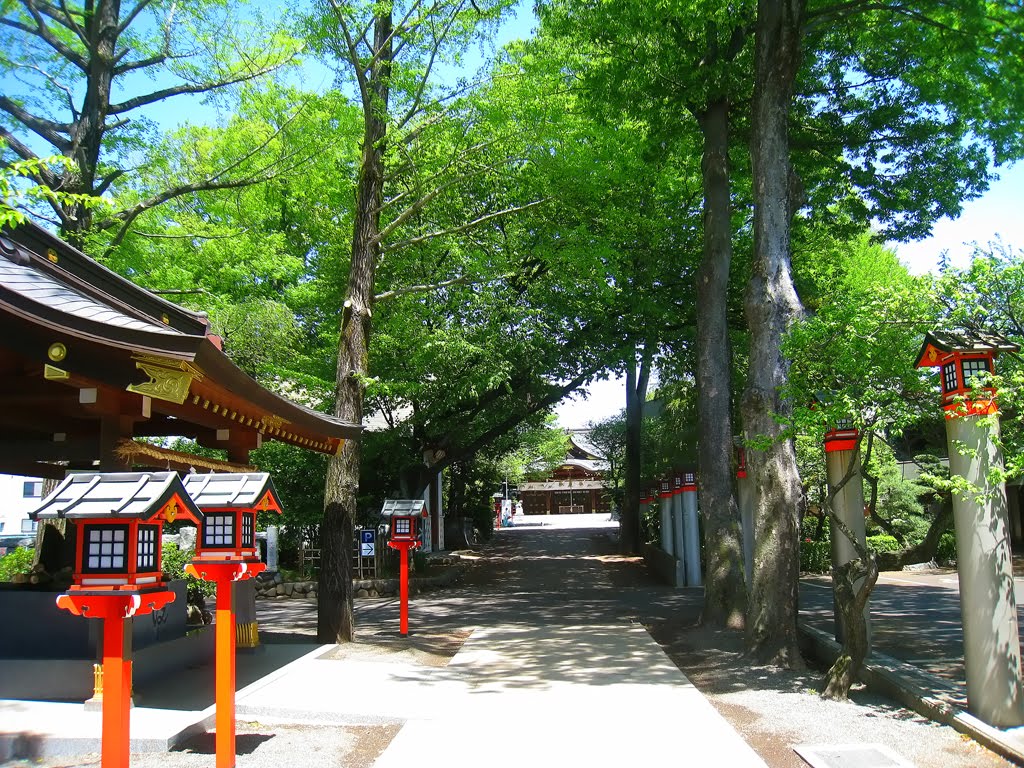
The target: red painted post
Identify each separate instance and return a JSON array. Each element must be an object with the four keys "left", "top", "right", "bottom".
[
  {"left": 215, "top": 581, "right": 237, "bottom": 768},
  {"left": 101, "top": 615, "right": 129, "bottom": 768},
  {"left": 399, "top": 544, "right": 410, "bottom": 636}
]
